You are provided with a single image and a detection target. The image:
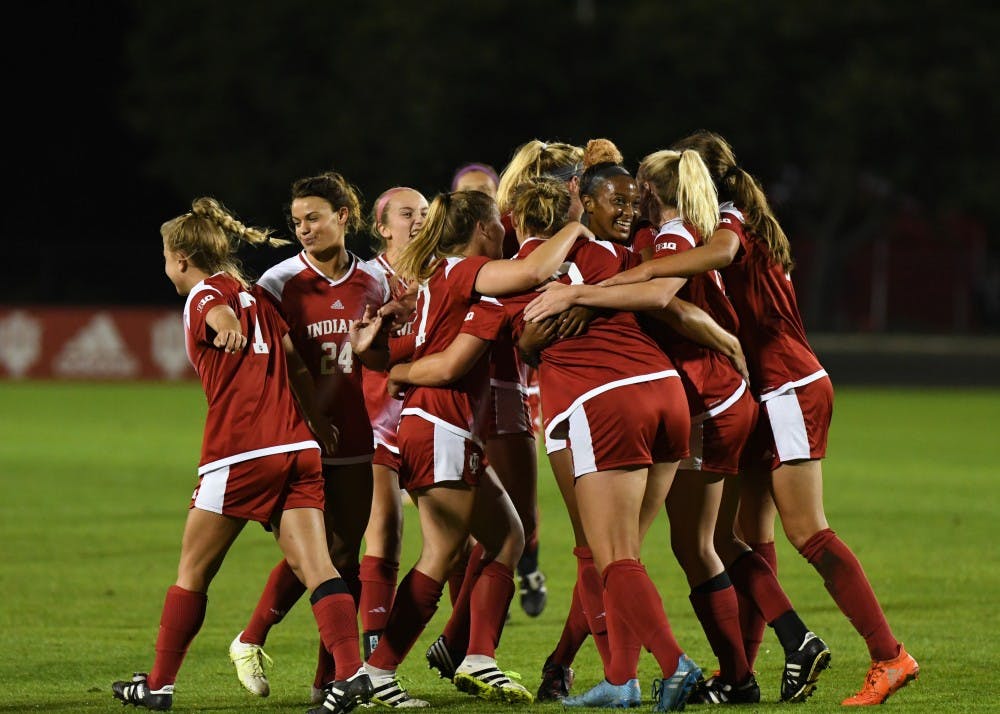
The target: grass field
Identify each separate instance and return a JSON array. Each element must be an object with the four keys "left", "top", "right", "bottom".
[{"left": 1, "top": 383, "right": 998, "bottom": 713}]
